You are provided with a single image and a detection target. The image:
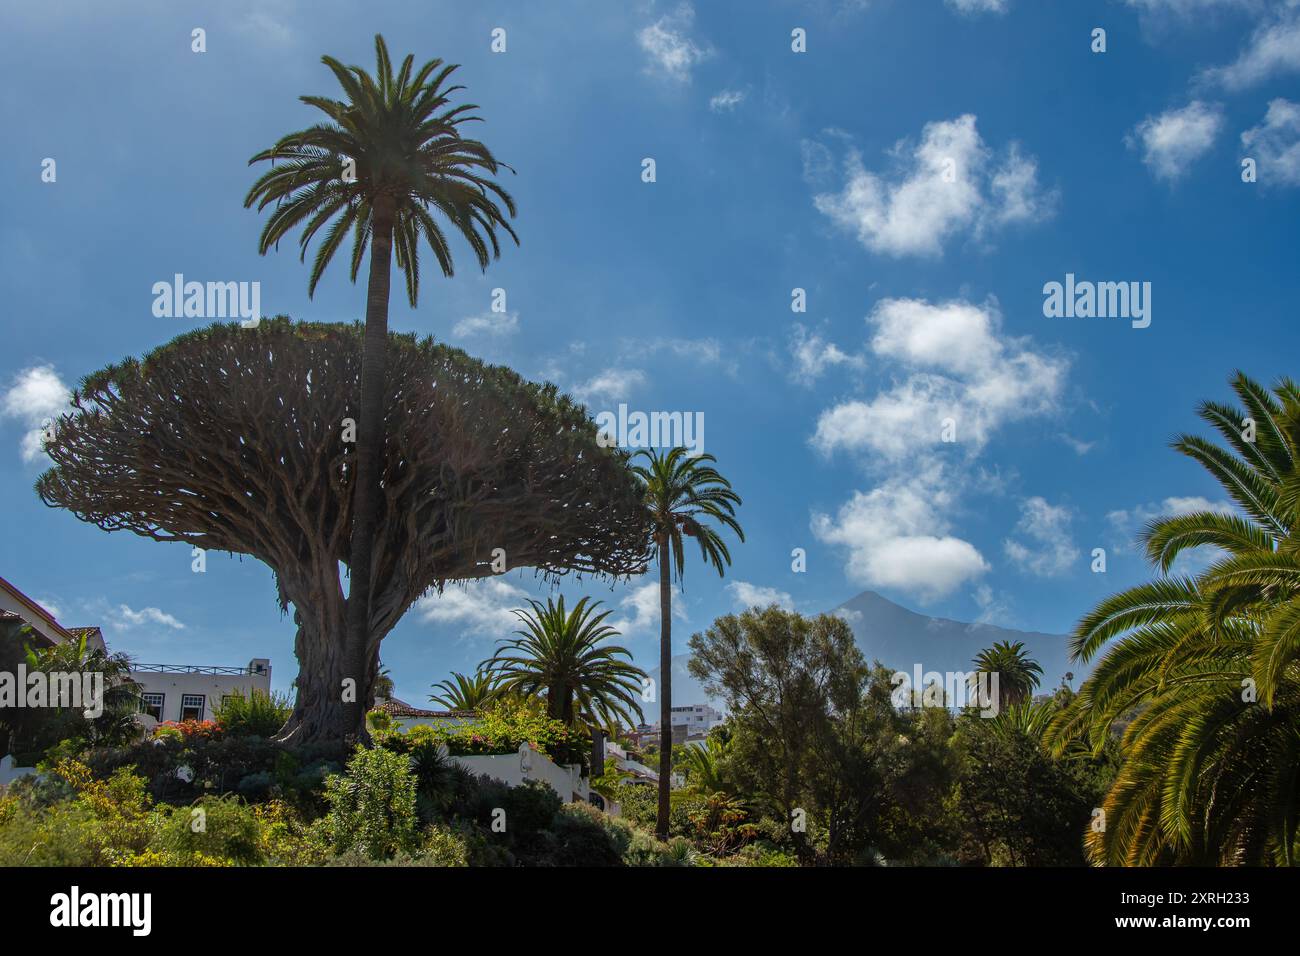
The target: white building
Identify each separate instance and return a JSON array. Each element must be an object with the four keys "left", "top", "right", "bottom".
[
  {"left": 129, "top": 660, "right": 272, "bottom": 725},
  {"left": 666, "top": 703, "right": 723, "bottom": 738}
]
